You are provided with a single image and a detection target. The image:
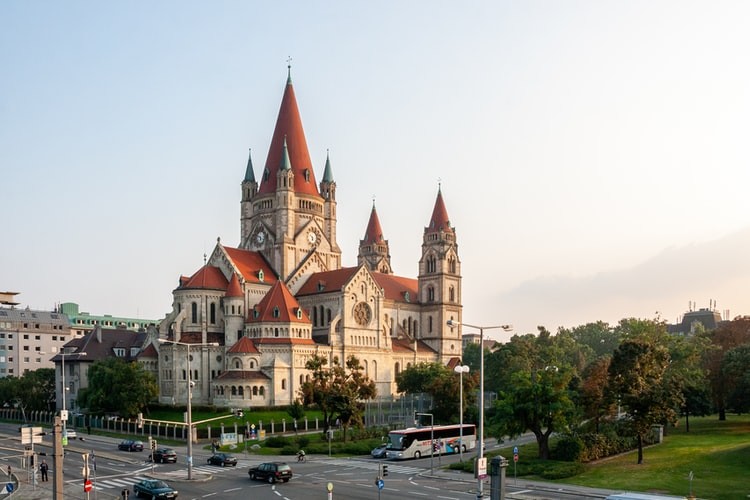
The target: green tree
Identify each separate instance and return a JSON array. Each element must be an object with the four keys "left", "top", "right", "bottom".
[
  {"left": 607, "top": 336, "right": 678, "bottom": 464},
  {"left": 17, "top": 368, "right": 56, "bottom": 412},
  {"left": 722, "top": 344, "right": 750, "bottom": 413},
  {"left": 578, "top": 356, "right": 613, "bottom": 433},
  {"left": 562, "top": 321, "right": 621, "bottom": 359},
  {"left": 396, "top": 362, "right": 478, "bottom": 424},
  {"left": 78, "top": 358, "right": 158, "bottom": 417},
  {"left": 703, "top": 317, "right": 750, "bottom": 420},
  {"left": 299, "top": 354, "right": 376, "bottom": 441},
  {"left": 489, "top": 329, "right": 578, "bottom": 459}
]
